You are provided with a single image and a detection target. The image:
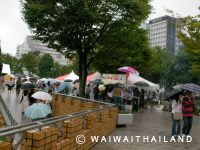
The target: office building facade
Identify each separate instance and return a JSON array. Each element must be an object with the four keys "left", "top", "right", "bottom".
[
  {"left": 16, "top": 36, "right": 70, "bottom": 66},
  {"left": 149, "top": 15, "right": 182, "bottom": 54}
]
